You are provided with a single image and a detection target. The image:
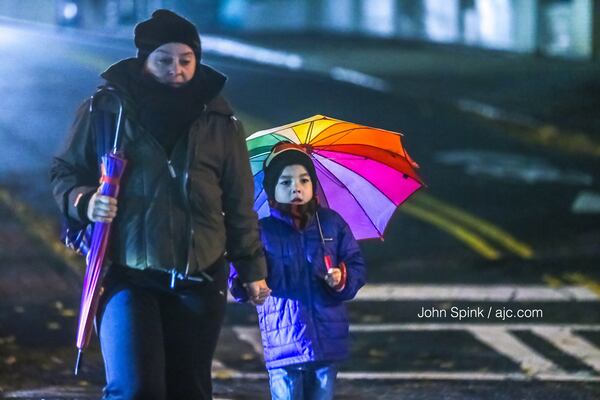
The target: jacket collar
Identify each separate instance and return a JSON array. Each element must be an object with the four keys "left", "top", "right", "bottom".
[
  {"left": 269, "top": 201, "right": 320, "bottom": 230},
  {"left": 100, "top": 58, "right": 231, "bottom": 116}
]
